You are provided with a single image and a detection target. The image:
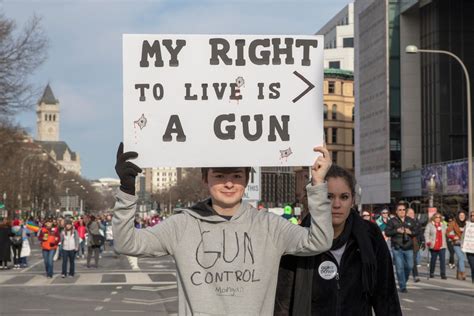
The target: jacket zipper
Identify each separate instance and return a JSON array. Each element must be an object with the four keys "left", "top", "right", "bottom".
[{"left": 327, "top": 239, "right": 354, "bottom": 316}]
